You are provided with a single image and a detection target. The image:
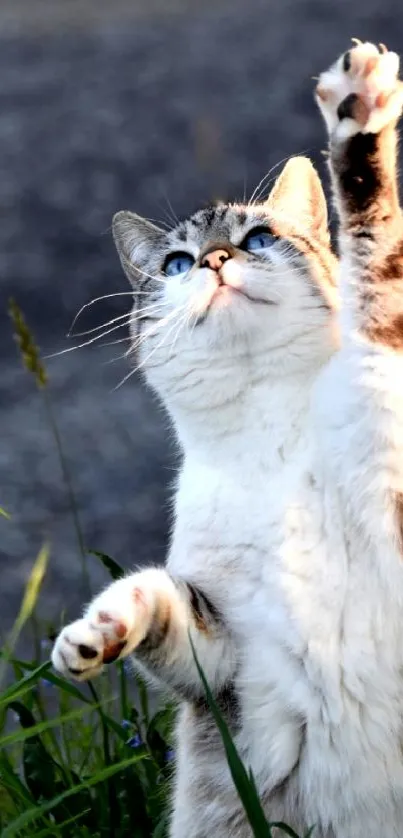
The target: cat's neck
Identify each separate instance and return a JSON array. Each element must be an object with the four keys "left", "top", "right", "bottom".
[{"left": 168, "top": 368, "right": 316, "bottom": 472}]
